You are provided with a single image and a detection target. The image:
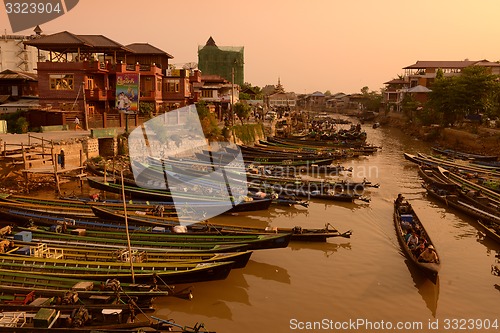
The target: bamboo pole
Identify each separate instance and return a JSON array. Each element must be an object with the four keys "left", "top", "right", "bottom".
[{"left": 120, "top": 169, "right": 135, "bottom": 283}]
